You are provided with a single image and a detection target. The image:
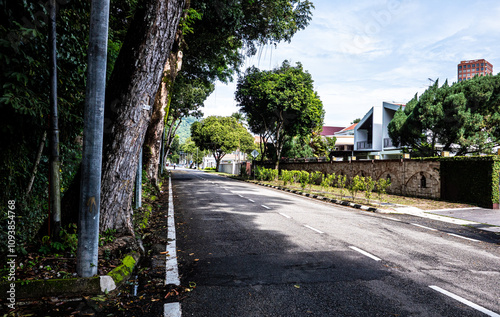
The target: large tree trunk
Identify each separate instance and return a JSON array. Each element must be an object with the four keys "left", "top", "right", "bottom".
[
  {"left": 100, "top": 0, "right": 185, "bottom": 233},
  {"left": 144, "top": 47, "right": 184, "bottom": 185}
]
